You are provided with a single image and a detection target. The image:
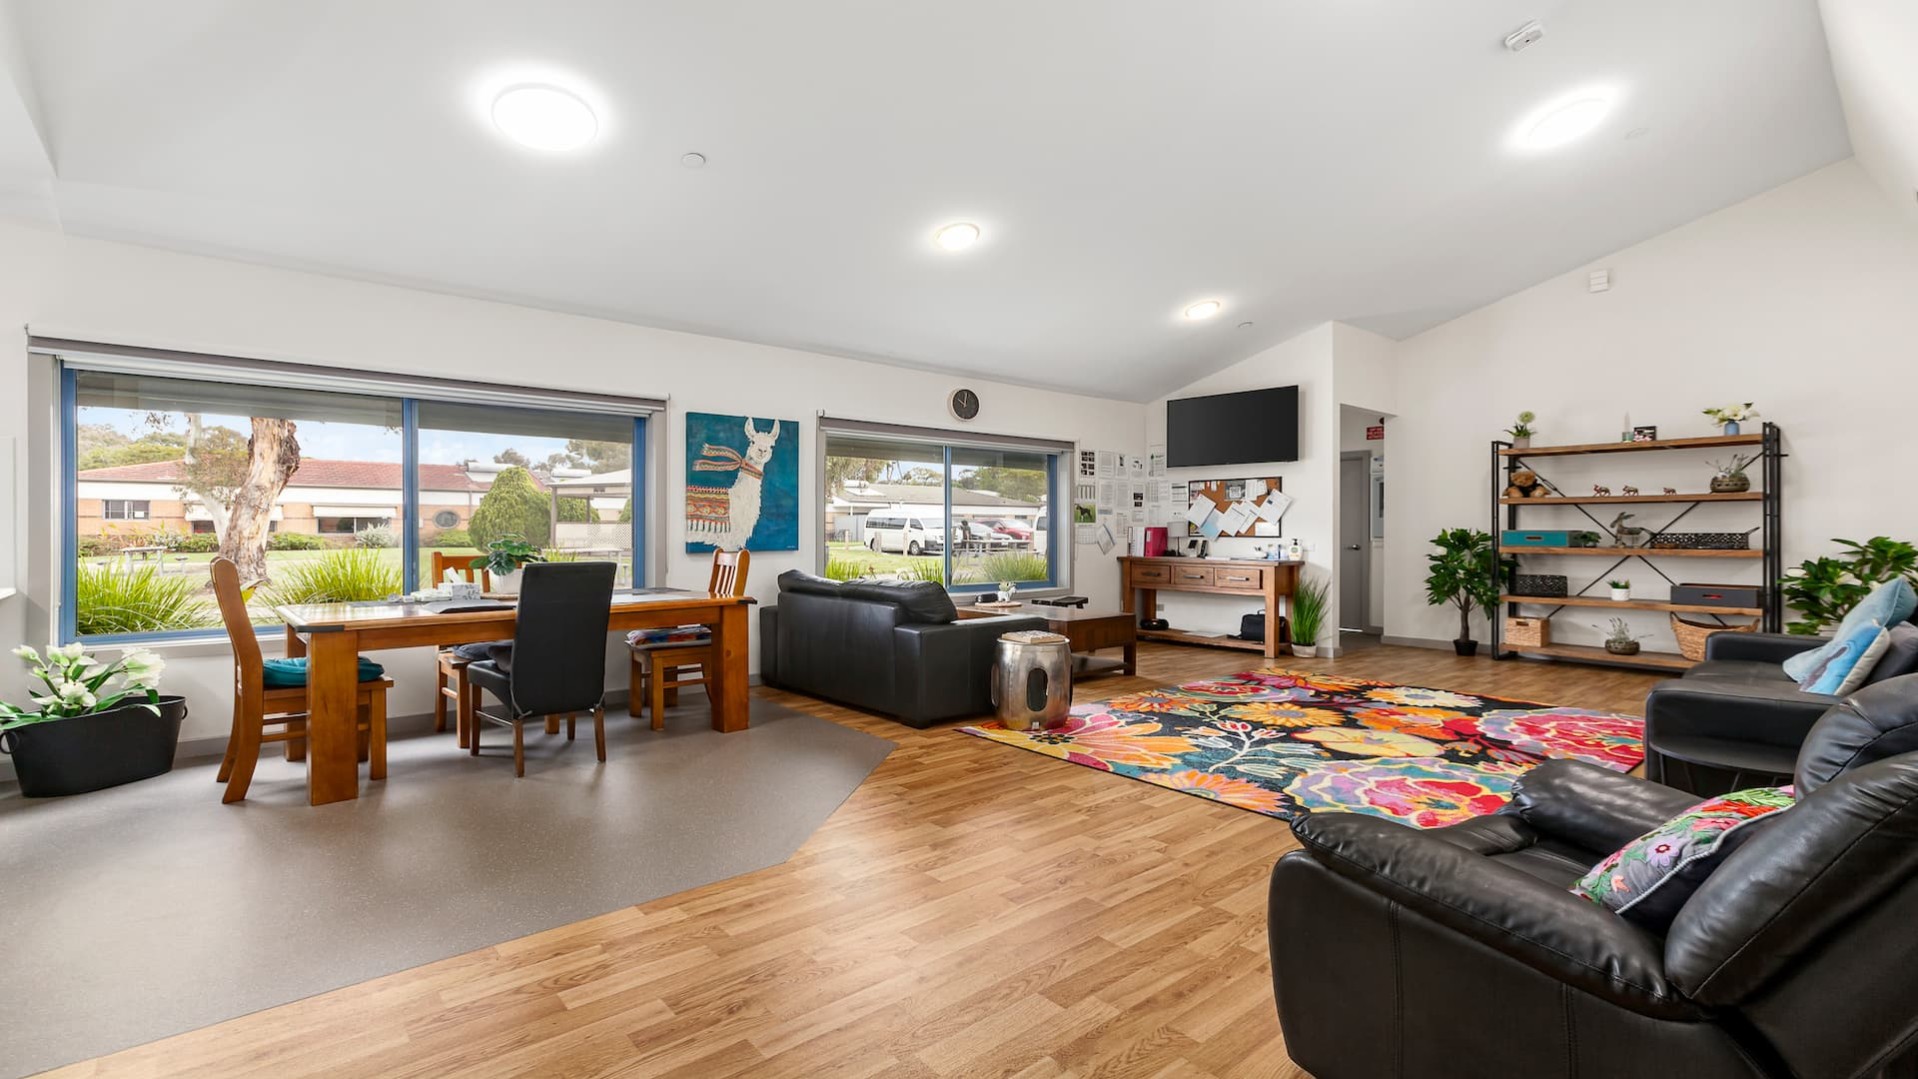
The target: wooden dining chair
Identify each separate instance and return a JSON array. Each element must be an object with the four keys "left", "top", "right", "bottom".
[
  {"left": 628, "top": 549, "right": 749, "bottom": 729},
  {"left": 430, "top": 550, "right": 494, "bottom": 747},
  {"left": 210, "top": 557, "right": 394, "bottom": 804}
]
